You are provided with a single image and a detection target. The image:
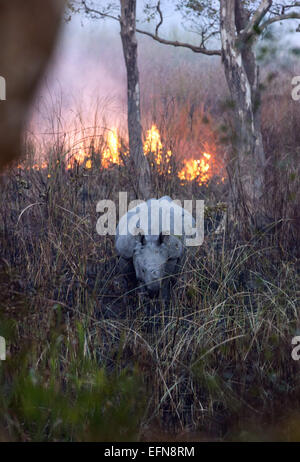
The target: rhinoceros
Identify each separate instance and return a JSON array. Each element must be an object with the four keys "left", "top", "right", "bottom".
[{"left": 115, "top": 196, "right": 201, "bottom": 298}]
